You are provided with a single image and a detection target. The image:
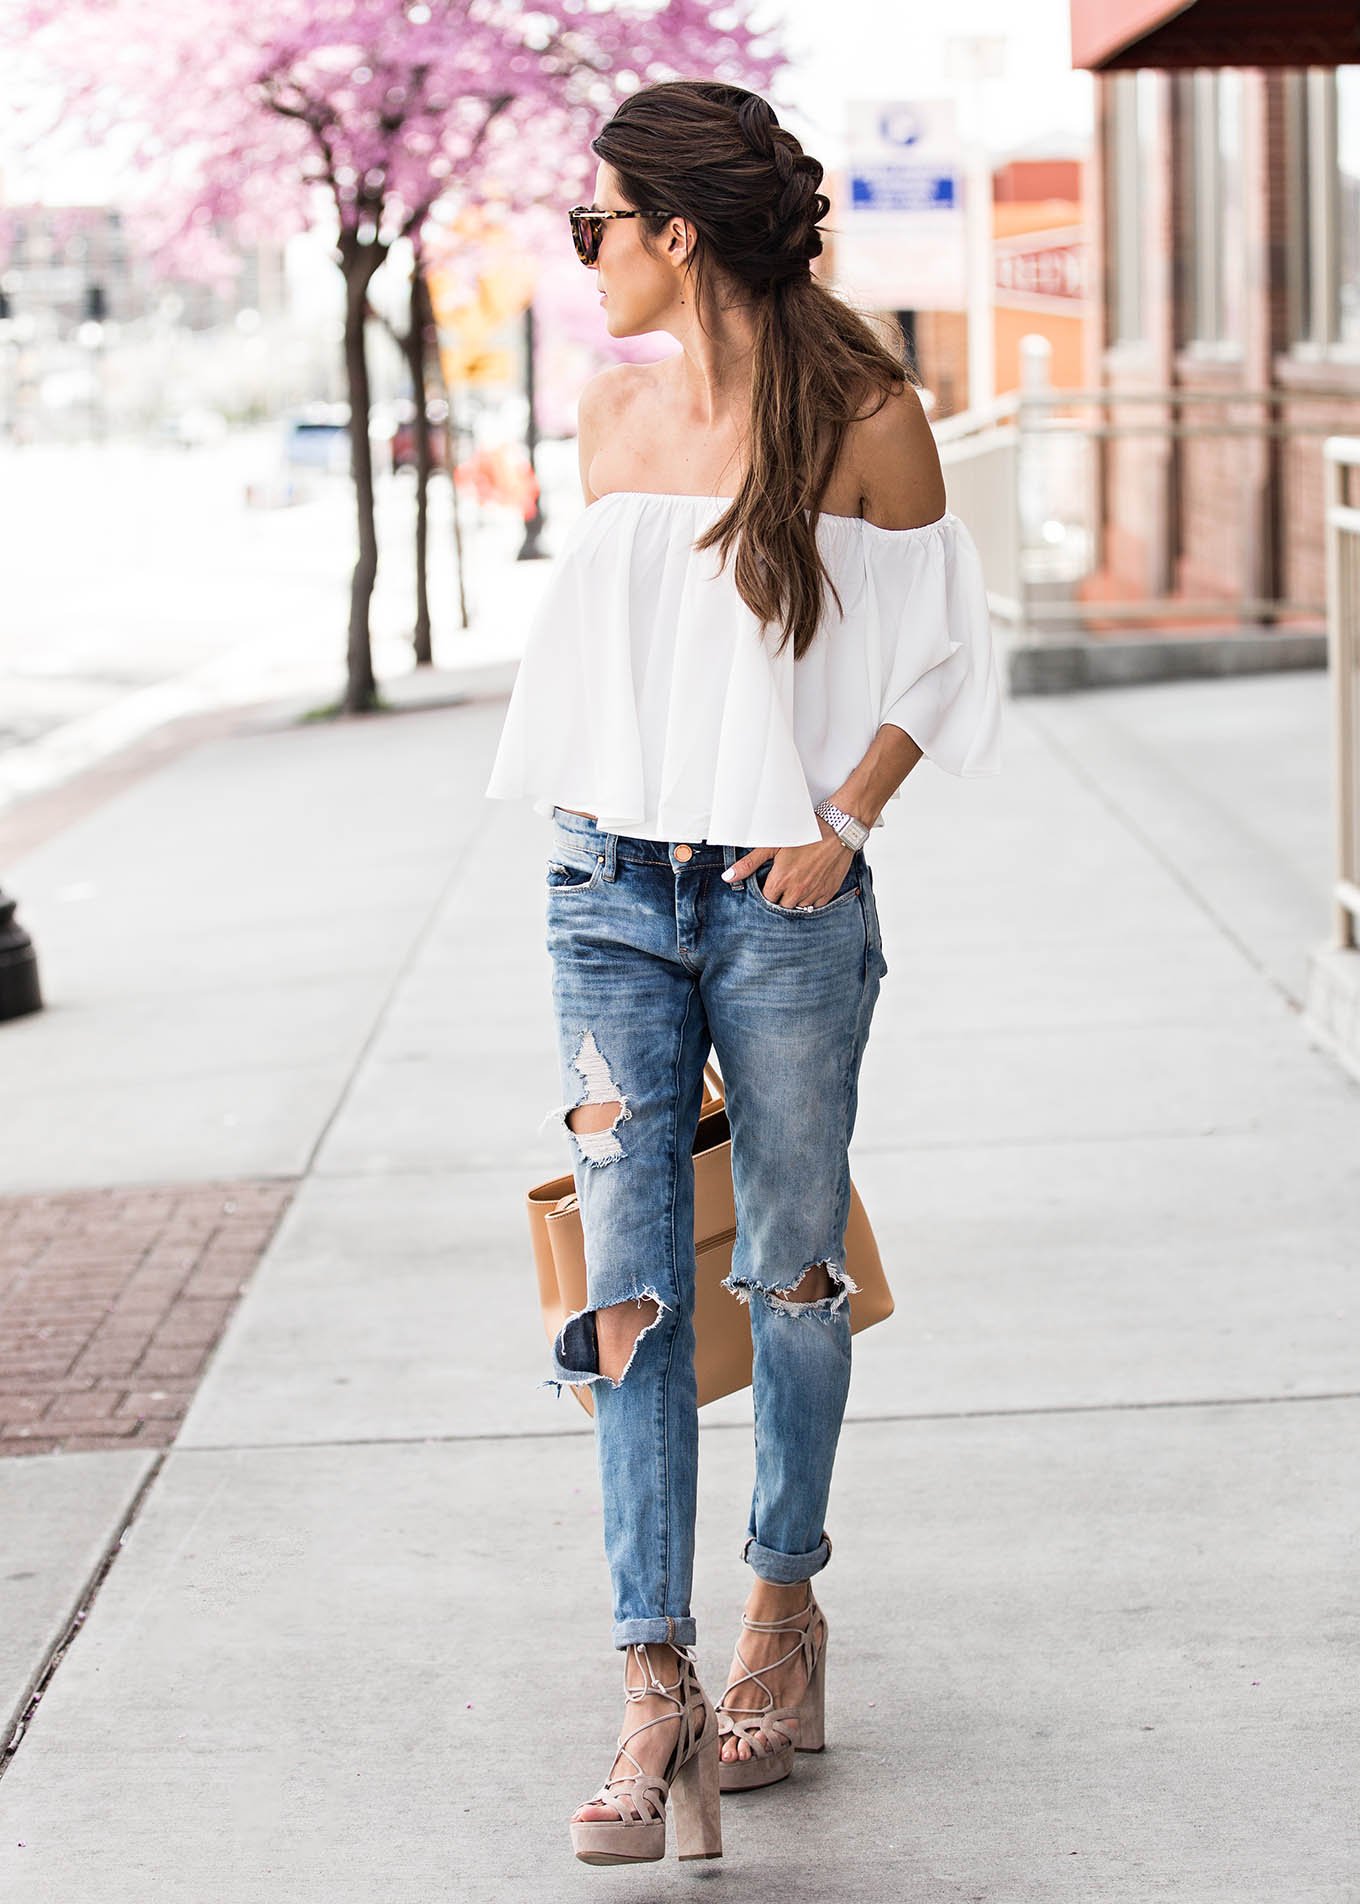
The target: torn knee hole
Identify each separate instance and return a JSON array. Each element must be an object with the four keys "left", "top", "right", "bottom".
[
  {"left": 597, "top": 1297, "right": 661, "bottom": 1383},
  {"left": 551, "top": 1031, "right": 631, "bottom": 1166},
  {"left": 785, "top": 1262, "right": 835, "bottom": 1304},
  {"left": 553, "top": 1291, "right": 667, "bottom": 1388},
  {"left": 723, "top": 1259, "right": 859, "bottom": 1318},
  {"left": 566, "top": 1099, "right": 622, "bottom": 1136}
]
